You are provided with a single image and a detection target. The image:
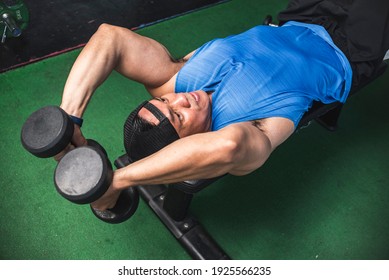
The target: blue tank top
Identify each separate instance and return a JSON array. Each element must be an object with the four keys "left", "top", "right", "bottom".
[{"left": 175, "top": 21, "right": 352, "bottom": 130}]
